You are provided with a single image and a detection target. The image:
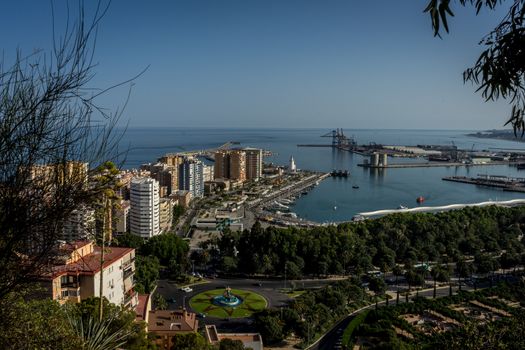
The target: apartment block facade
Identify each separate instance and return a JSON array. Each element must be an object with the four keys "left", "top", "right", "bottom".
[
  {"left": 179, "top": 158, "right": 204, "bottom": 198},
  {"left": 41, "top": 241, "right": 137, "bottom": 309},
  {"left": 130, "top": 177, "right": 160, "bottom": 238},
  {"left": 244, "top": 148, "right": 263, "bottom": 180}
]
